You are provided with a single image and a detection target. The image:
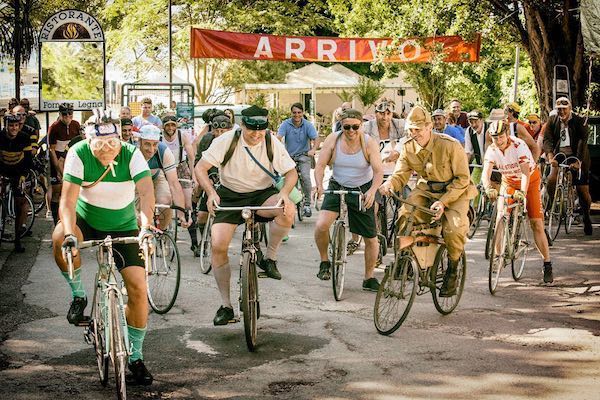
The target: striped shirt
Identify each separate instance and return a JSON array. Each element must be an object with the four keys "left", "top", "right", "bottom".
[
  {"left": 484, "top": 136, "right": 534, "bottom": 187},
  {"left": 63, "top": 140, "right": 151, "bottom": 231}
]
